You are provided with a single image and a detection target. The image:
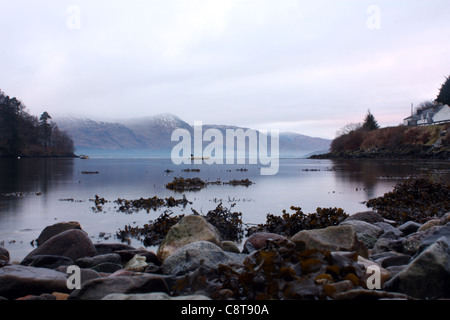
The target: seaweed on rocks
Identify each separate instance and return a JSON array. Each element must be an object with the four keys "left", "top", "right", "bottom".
[
  {"left": 80, "top": 171, "right": 99, "bottom": 174},
  {"left": 165, "top": 177, "right": 255, "bottom": 192},
  {"left": 225, "top": 178, "right": 254, "bottom": 187},
  {"left": 182, "top": 168, "right": 200, "bottom": 172},
  {"left": 116, "top": 211, "right": 185, "bottom": 246},
  {"left": 202, "top": 203, "right": 244, "bottom": 242},
  {"left": 92, "top": 195, "right": 191, "bottom": 213},
  {"left": 1, "top": 191, "right": 42, "bottom": 198},
  {"left": 246, "top": 207, "right": 348, "bottom": 237},
  {"left": 117, "top": 202, "right": 245, "bottom": 247},
  {"left": 115, "top": 196, "right": 190, "bottom": 213},
  {"left": 165, "top": 177, "right": 207, "bottom": 192},
  {"left": 115, "top": 196, "right": 164, "bottom": 213},
  {"left": 172, "top": 238, "right": 366, "bottom": 300},
  {"left": 365, "top": 178, "right": 450, "bottom": 224},
  {"left": 92, "top": 195, "right": 108, "bottom": 212}
]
